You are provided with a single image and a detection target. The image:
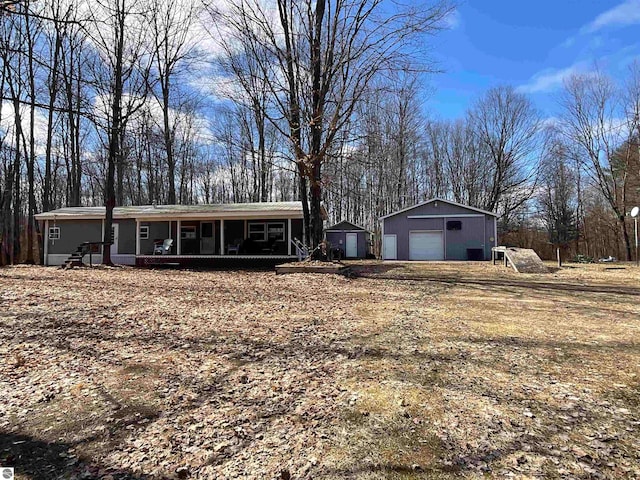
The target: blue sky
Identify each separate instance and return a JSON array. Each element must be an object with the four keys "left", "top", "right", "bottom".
[{"left": 427, "top": 0, "right": 640, "bottom": 120}]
